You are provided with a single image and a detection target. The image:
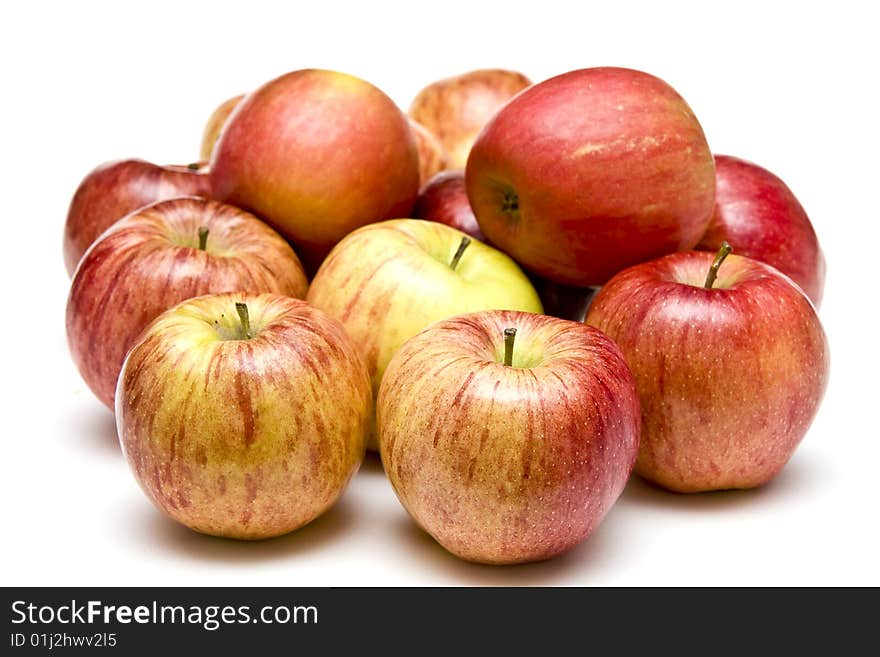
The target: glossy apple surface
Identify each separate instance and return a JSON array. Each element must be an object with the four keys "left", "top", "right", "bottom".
[
  {"left": 410, "top": 118, "right": 449, "bottom": 186},
  {"left": 117, "top": 293, "right": 370, "bottom": 539},
  {"left": 378, "top": 310, "right": 640, "bottom": 564},
  {"left": 199, "top": 93, "right": 244, "bottom": 161},
  {"left": 63, "top": 159, "right": 210, "bottom": 276},
  {"left": 409, "top": 68, "right": 531, "bottom": 168},
  {"left": 412, "top": 169, "right": 483, "bottom": 240},
  {"left": 67, "top": 197, "right": 308, "bottom": 409},
  {"left": 698, "top": 154, "right": 825, "bottom": 305},
  {"left": 210, "top": 69, "right": 419, "bottom": 257},
  {"left": 586, "top": 249, "right": 829, "bottom": 492},
  {"left": 467, "top": 67, "right": 716, "bottom": 286},
  {"left": 306, "top": 219, "right": 543, "bottom": 449}
]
